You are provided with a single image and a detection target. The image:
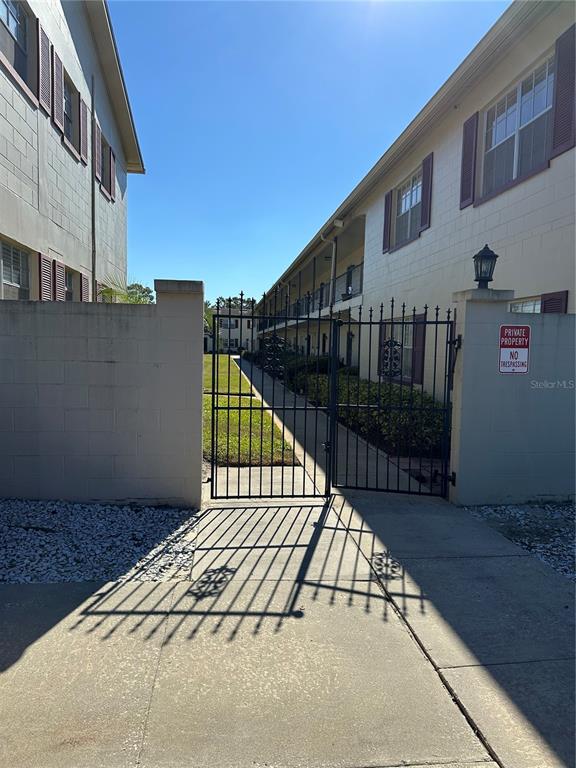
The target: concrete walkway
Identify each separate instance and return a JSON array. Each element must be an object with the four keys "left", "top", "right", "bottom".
[
  {"left": 1, "top": 493, "right": 573, "bottom": 768},
  {"left": 213, "top": 359, "right": 422, "bottom": 498}
]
